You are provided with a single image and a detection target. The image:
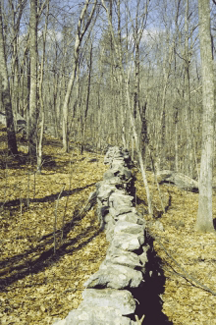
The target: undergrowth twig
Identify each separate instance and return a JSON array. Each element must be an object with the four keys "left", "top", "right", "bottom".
[{"left": 54, "top": 185, "right": 65, "bottom": 254}]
